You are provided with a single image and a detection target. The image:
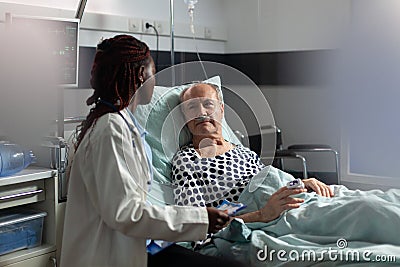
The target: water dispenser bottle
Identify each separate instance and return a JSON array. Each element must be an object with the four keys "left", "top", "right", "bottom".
[{"left": 0, "top": 142, "right": 36, "bottom": 177}]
